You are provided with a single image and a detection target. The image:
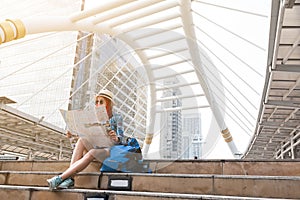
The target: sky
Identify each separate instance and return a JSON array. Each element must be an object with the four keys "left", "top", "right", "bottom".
[{"left": 195, "top": 0, "right": 272, "bottom": 158}]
